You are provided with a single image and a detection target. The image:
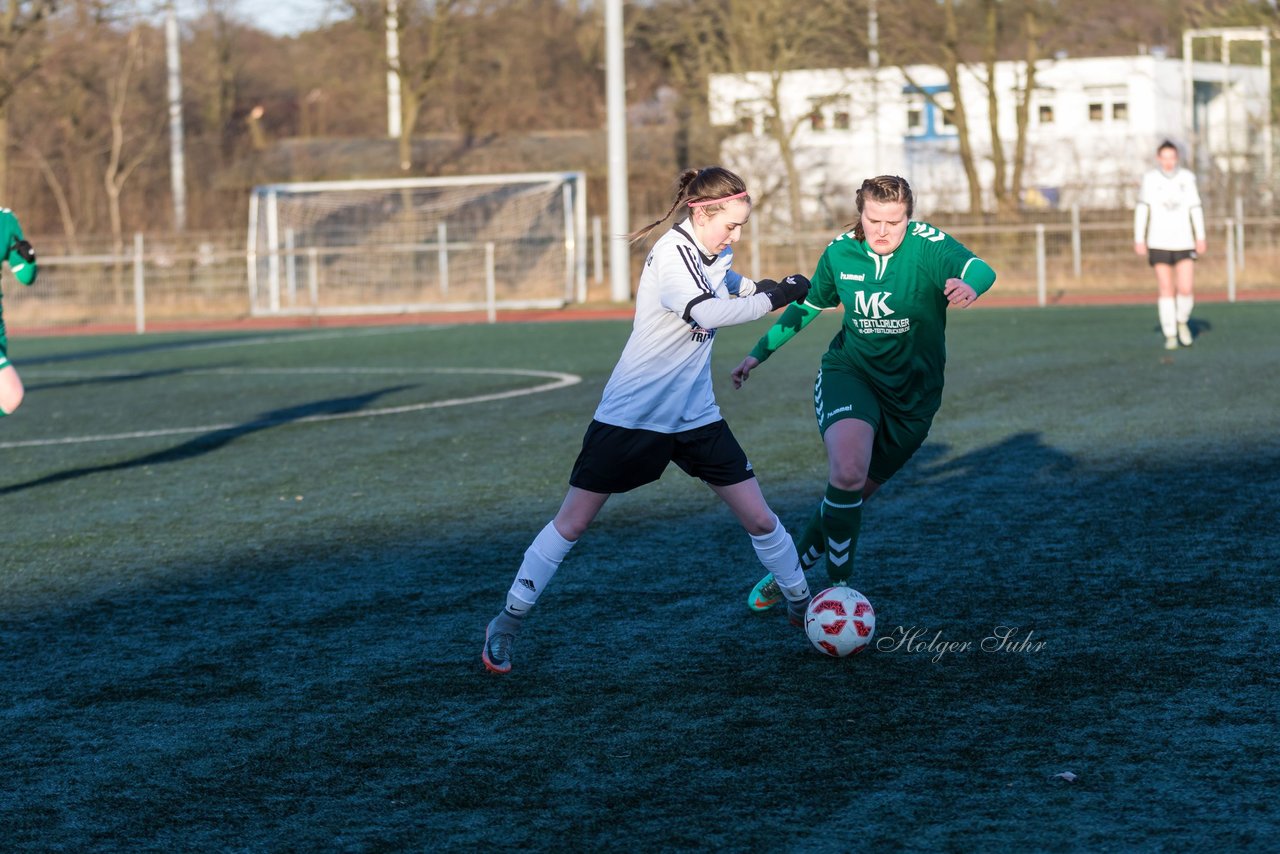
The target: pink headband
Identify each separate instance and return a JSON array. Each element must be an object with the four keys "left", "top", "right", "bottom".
[{"left": 687, "top": 190, "right": 748, "bottom": 208}]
